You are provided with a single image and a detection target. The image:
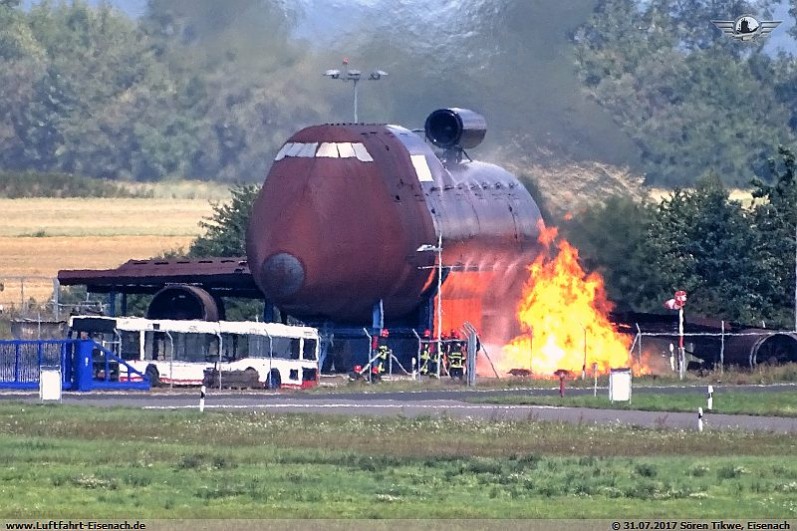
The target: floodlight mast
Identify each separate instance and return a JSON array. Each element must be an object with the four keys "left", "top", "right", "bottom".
[{"left": 323, "top": 61, "right": 387, "bottom": 123}]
